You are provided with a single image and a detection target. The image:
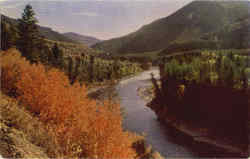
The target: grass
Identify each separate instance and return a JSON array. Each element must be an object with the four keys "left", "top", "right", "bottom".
[
  {"left": 0, "top": 92, "right": 62, "bottom": 158},
  {"left": 0, "top": 121, "right": 49, "bottom": 158}
]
